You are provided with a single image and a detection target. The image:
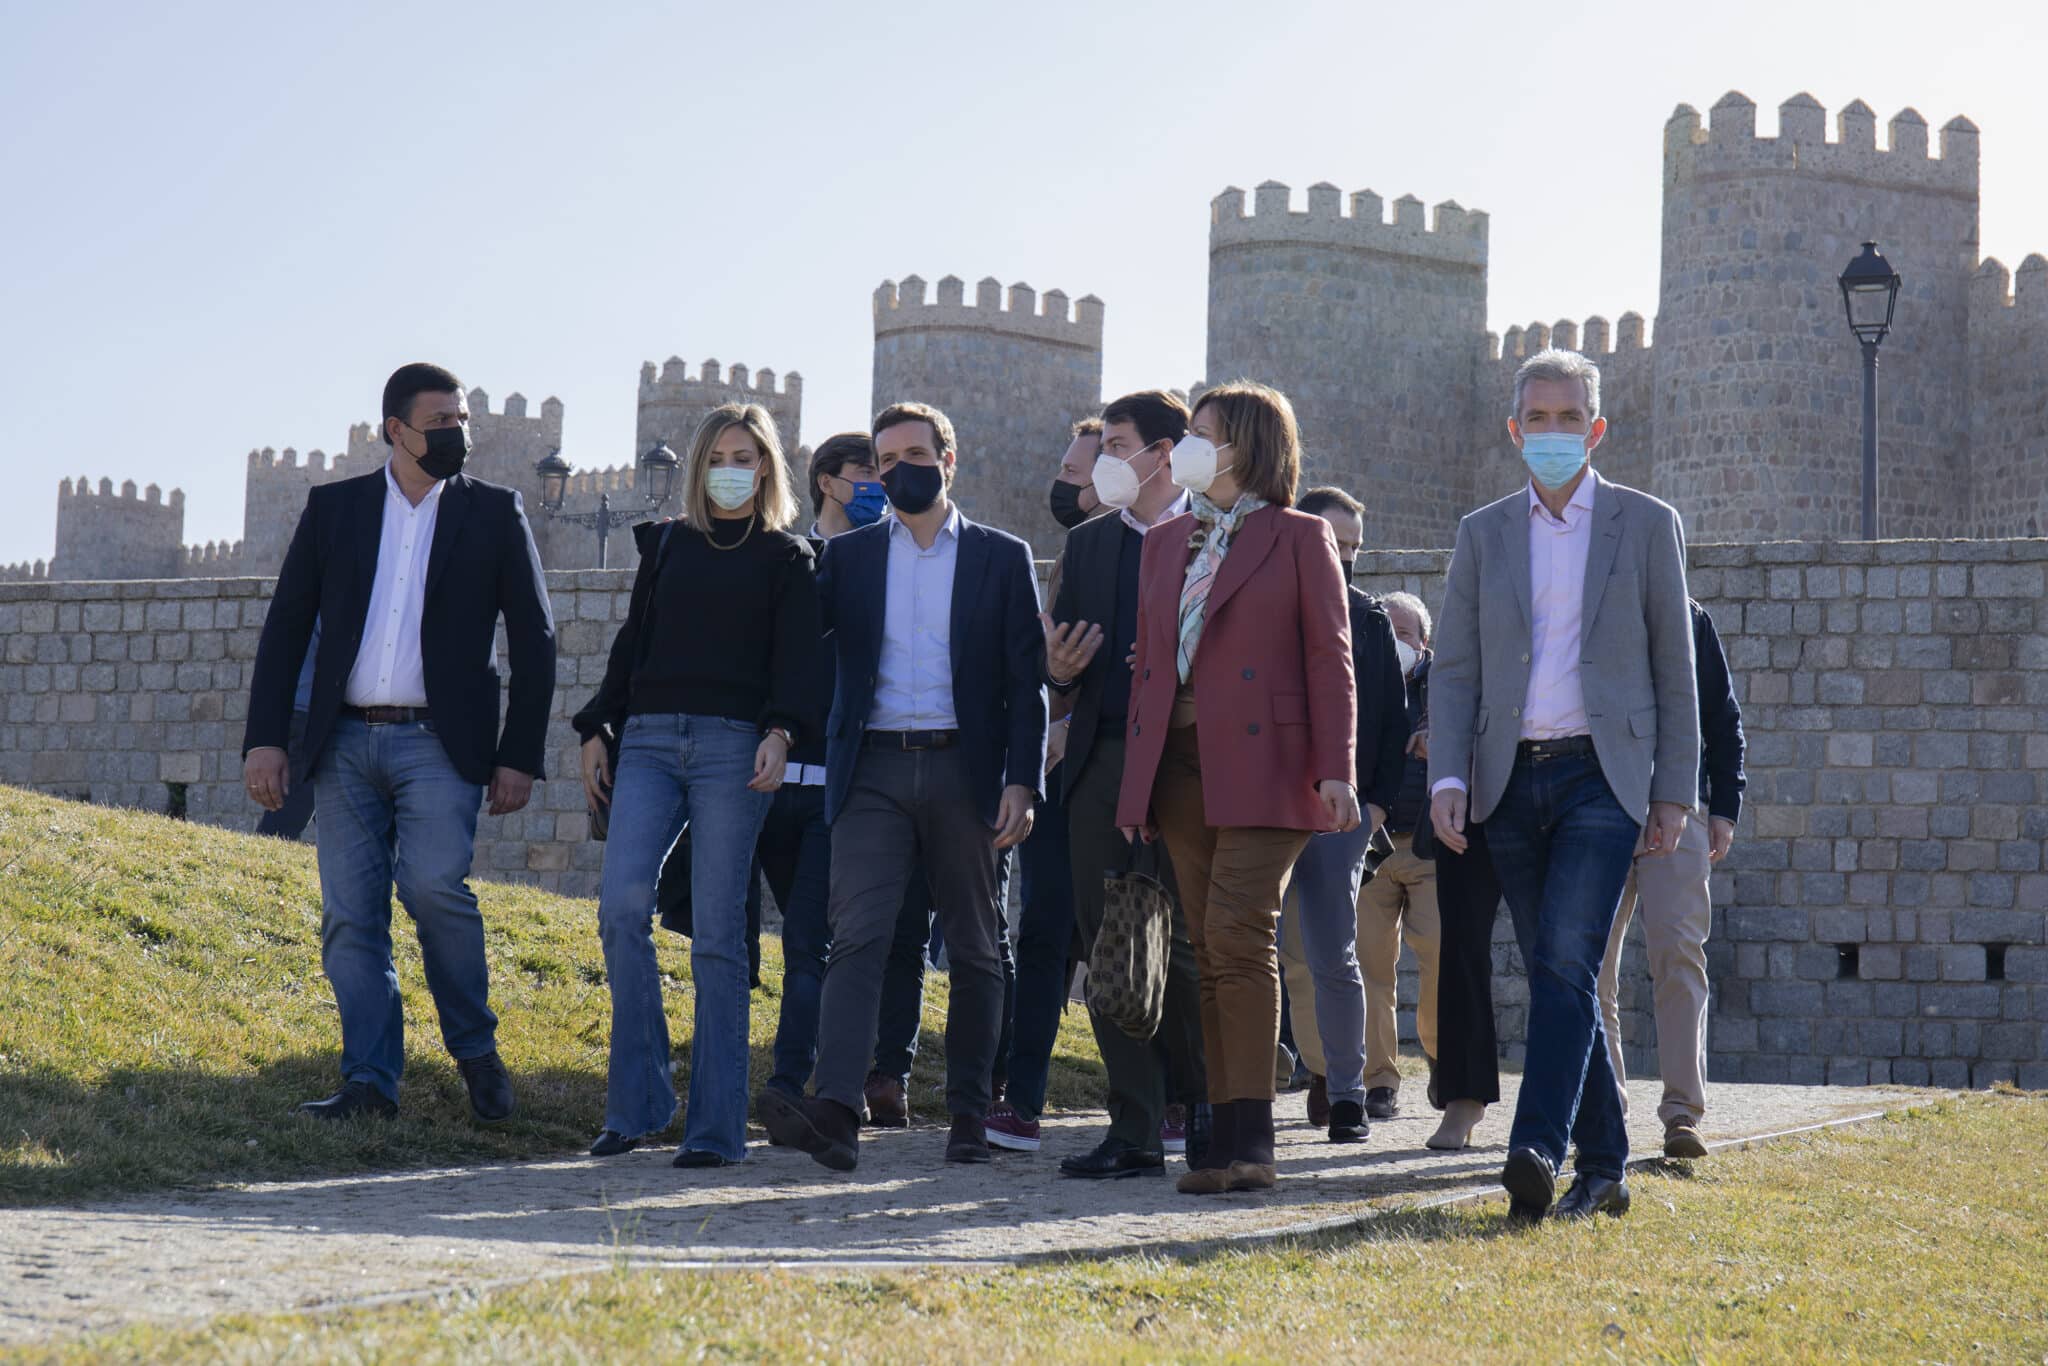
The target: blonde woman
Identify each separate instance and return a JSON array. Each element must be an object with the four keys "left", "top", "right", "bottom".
[{"left": 572, "top": 403, "right": 823, "bottom": 1167}]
